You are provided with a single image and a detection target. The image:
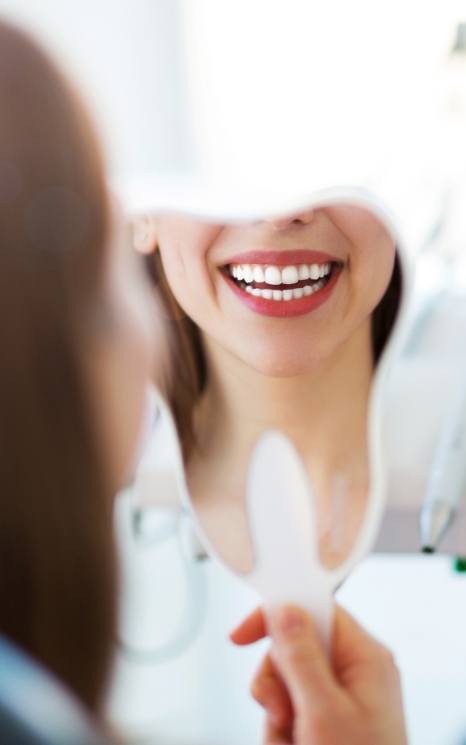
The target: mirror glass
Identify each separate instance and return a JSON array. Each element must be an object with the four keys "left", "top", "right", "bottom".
[{"left": 138, "top": 201, "right": 403, "bottom": 575}]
